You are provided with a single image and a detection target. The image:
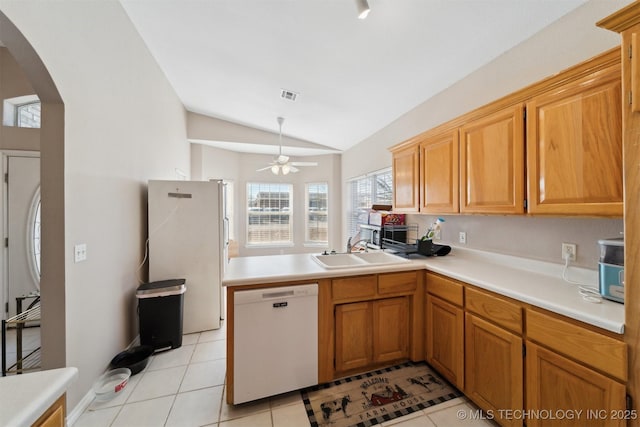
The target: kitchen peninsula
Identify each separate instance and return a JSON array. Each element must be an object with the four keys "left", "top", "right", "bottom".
[
  {"left": 0, "top": 367, "right": 78, "bottom": 427},
  {"left": 224, "top": 248, "right": 625, "bottom": 425}
]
